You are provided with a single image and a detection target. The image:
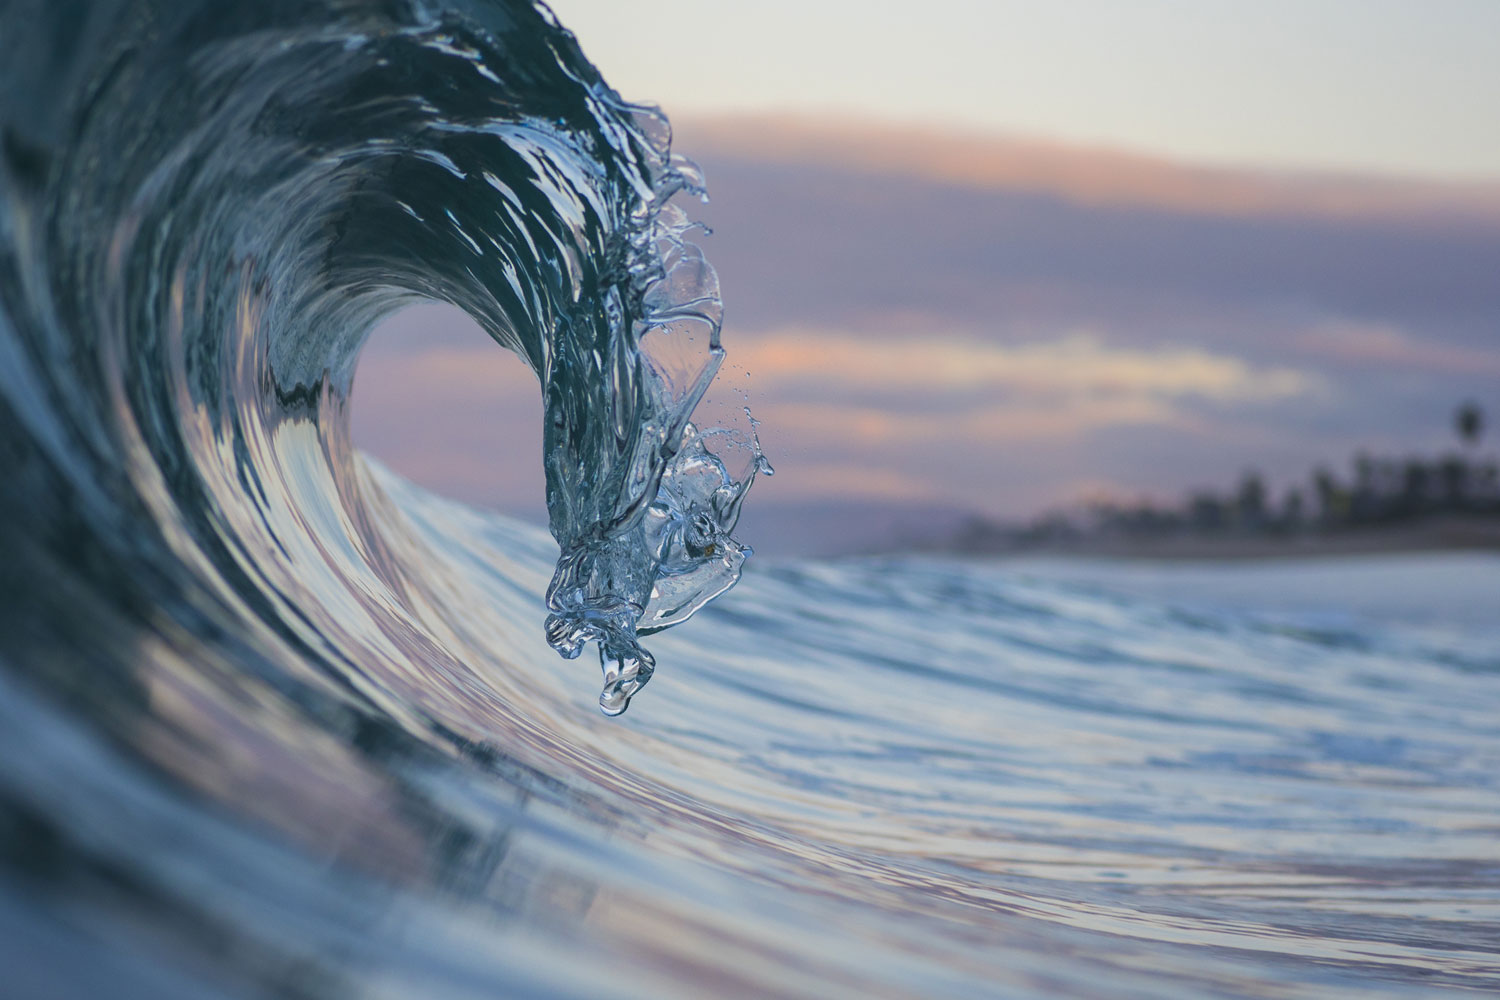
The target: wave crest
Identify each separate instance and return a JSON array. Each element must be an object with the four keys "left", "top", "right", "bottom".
[{"left": 0, "top": 0, "right": 761, "bottom": 714}]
